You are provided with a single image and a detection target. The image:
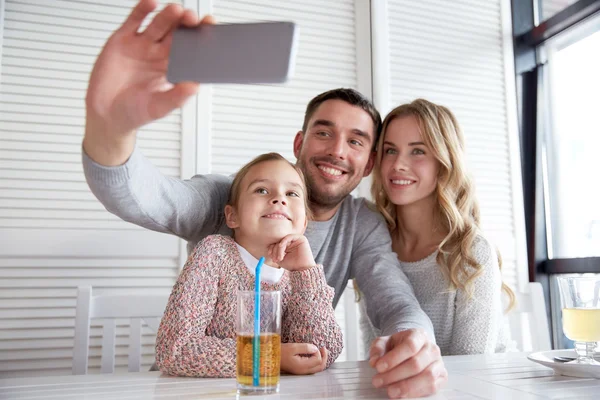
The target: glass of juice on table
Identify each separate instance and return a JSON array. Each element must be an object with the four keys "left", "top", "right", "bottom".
[
  {"left": 236, "top": 290, "right": 281, "bottom": 394},
  {"left": 557, "top": 275, "right": 600, "bottom": 364}
]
